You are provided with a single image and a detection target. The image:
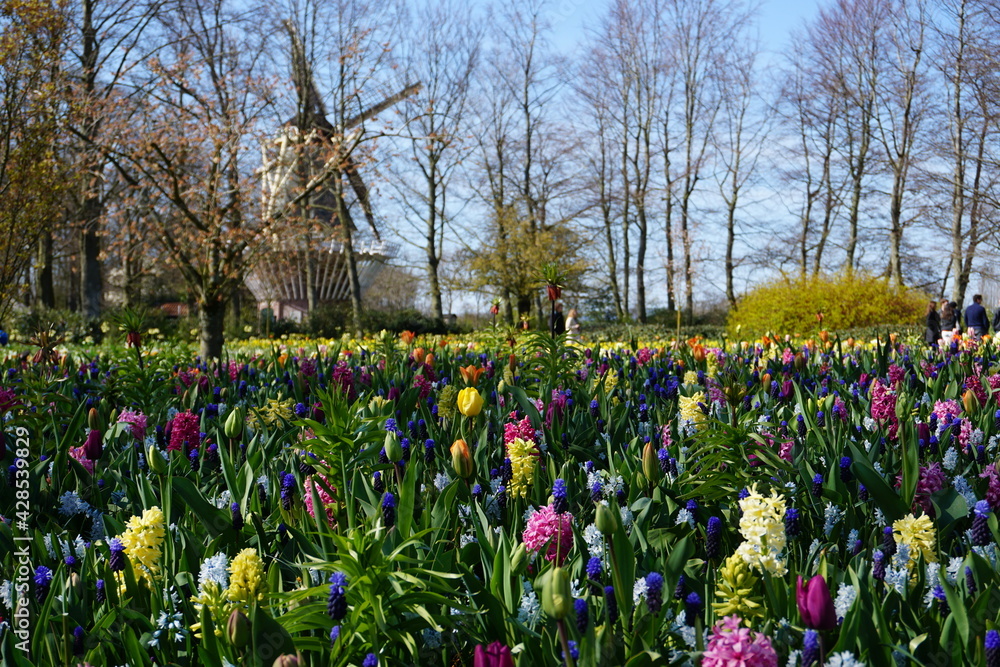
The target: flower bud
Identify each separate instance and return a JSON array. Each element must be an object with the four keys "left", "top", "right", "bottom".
[
  {"left": 964, "top": 389, "right": 979, "bottom": 415},
  {"left": 642, "top": 441, "right": 660, "bottom": 484},
  {"left": 272, "top": 655, "right": 301, "bottom": 667},
  {"left": 66, "top": 572, "right": 83, "bottom": 597},
  {"left": 384, "top": 431, "right": 403, "bottom": 463},
  {"left": 147, "top": 445, "right": 168, "bottom": 475},
  {"left": 227, "top": 609, "right": 251, "bottom": 648},
  {"left": 542, "top": 567, "right": 572, "bottom": 620},
  {"left": 450, "top": 439, "right": 473, "bottom": 479},
  {"left": 595, "top": 503, "right": 618, "bottom": 536},
  {"left": 224, "top": 407, "right": 244, "bottom": 439},
  {"left": 510, "top": 542, "right": 527, "bottom": 575},
  {"left": 88, "top": 407, "right": 100, "bottom": 431},
  {"left": 84, "top": 429, "right": 102, "bottom": 460}
]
